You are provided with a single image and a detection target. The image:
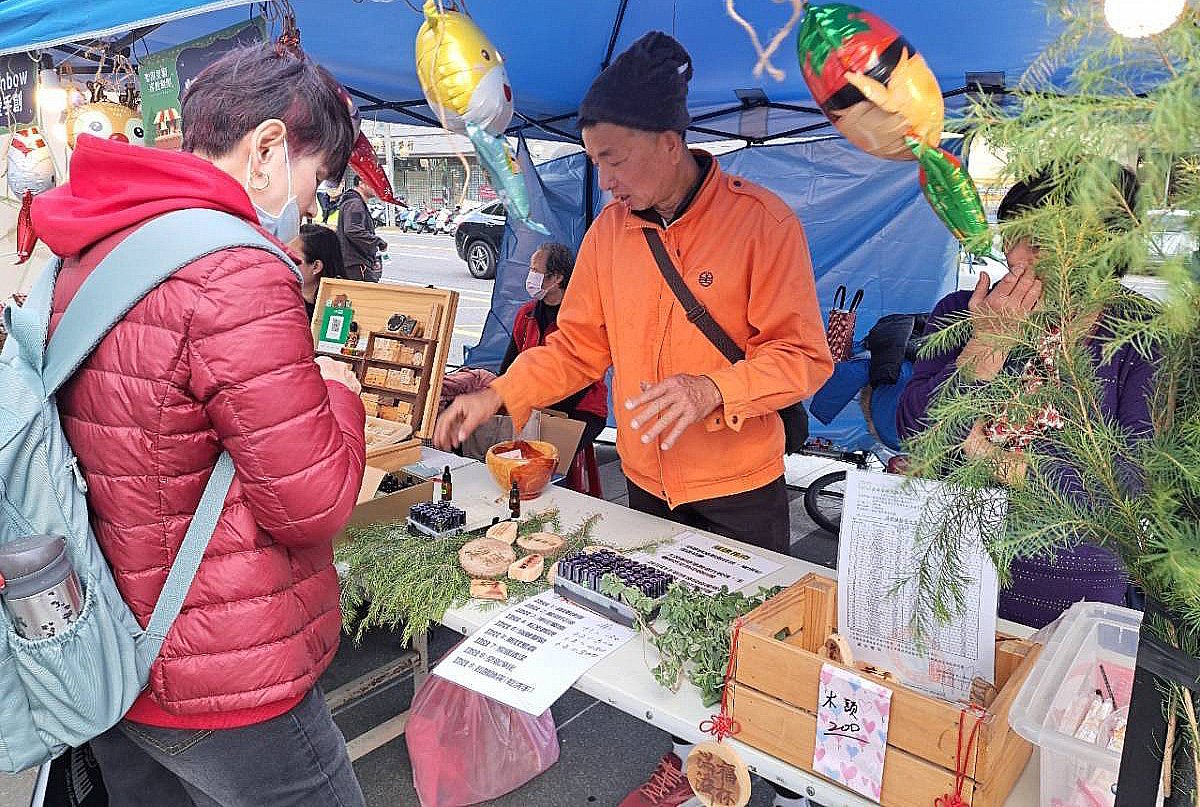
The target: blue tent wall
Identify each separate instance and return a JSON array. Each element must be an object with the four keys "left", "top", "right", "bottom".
[{"left": 464, "top": 139, "right": 590, "bottom": 368}]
